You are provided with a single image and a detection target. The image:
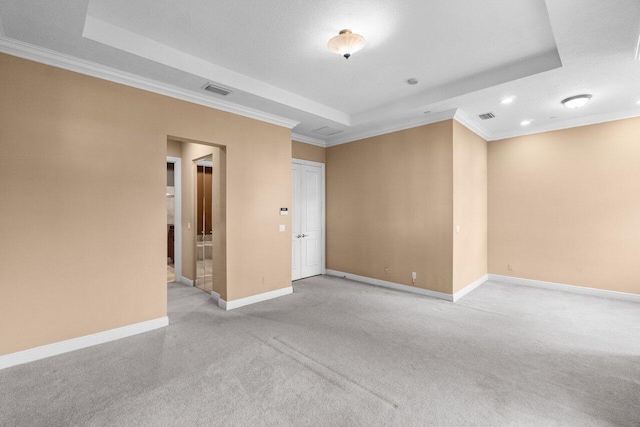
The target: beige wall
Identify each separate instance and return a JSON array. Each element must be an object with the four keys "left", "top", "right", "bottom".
[
  {"left": 292, "top": 140, "right": 326, "bottom": 163},
  {"left": 489, "top": 117, "right": 640, "bottom": 295},
  {"left": 0, "top": 53, "right": 291, "bottom": 356},
  {"left": 452, "top": 121, "right": 488, "bottom": 293},
  {"left": 167, "top": 139, "right": 182, "bottom": 158},
  {"left": 327, "top": 121, "right": 455, "bottom": 294}
]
